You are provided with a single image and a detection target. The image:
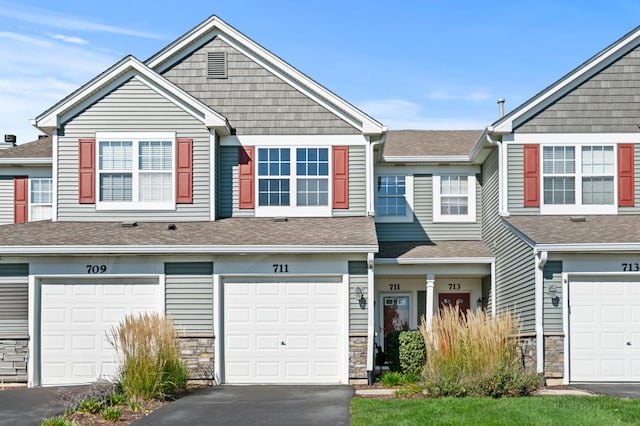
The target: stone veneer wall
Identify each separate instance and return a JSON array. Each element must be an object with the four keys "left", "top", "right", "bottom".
[
  {"left": 517, "top": 334, "right": 537, "bottom": 374},
  {"left": 0, "top": 338, "right": 28, "bottom": 383},
  {"left": 349, "top": 335, "right": 368, "bottom": 381},
  {"left": 544, "top": 334, "right": 564, "bottom": 378},
  {"left": 178, "top": 336, "right": 214, "bottom": 381}
]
